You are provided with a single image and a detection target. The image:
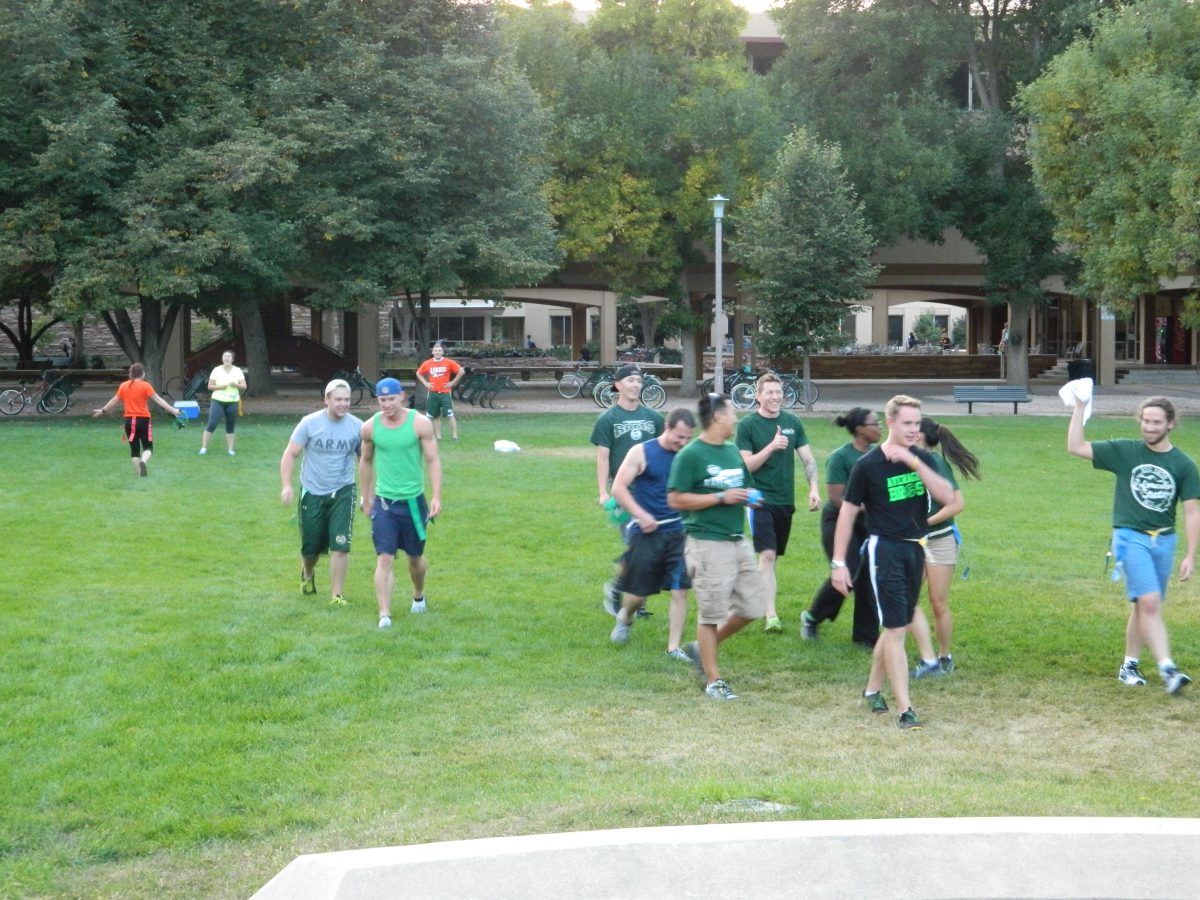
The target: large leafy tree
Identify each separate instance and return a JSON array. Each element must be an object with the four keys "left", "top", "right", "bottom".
[
  {"left": 1, "top": 0, "right": 558, "bottom": 387},
  {"left": 501, "top": 0, "right": 785, "bottom": 391},
  {"left": 769, "top": 0, "right": 1076, "bottom": 384},
  {"left": 1021, "top": 0, "right": 1200, "bottom": 320},
  {"left": 732, "top": 128, "right": 878, "bottom": 406}
]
